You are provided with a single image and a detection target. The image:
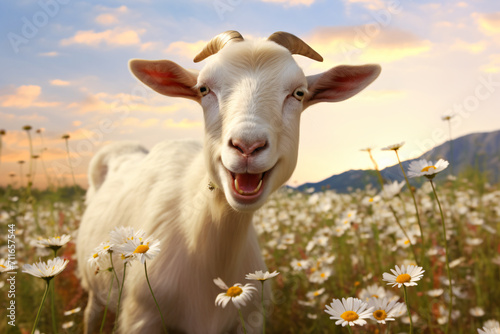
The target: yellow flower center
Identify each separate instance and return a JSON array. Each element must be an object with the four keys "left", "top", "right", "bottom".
[
  {"left": 341, "top": 311, "right": 359, "bottom": 322},
  {"left": 371, "top": 294, "right": 379, "bottom": 298},
  {"left": 93, "top": 253, "right": 98, "bottom": 258},
  {"left": 314, "top": 291, "right": 321, "bottom": 296},
  {"left": 404, "top": 240, "right": 410, "bottom": 245},
  {"left": 320, "top": 272, "right": 326, "bottom": 278},
  {"left": 133, "top": 244, "right": 149, "bottom": 254},
  {"left": 55, "top": 236, "right": 61, "bottom": 239},
  {"left": 297, "top": 262, "right": 302, "bottom": 267},
  {"left": 354, "top": 281, "right": 360, "bottom": 287},
  {"left": 103, "top": 245, "right": 110, "bottom": 250},
  {"left": 396, "top": 273, "right": 412, "bottom": 284},
  {"left": 373, "top": 309, "right": 387, "bottom": 320},
  {"left": 226, "top": 286, "right": 243, "bottom": 297},
  {"left": 421, "top": 165, "right": 436, "bottom": 172},
  {"left": 369, "top": 198, "right": 374, "bottom": 202},
  {"left": 0, "top": 264, "right": 6, "bottom": 268}
]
